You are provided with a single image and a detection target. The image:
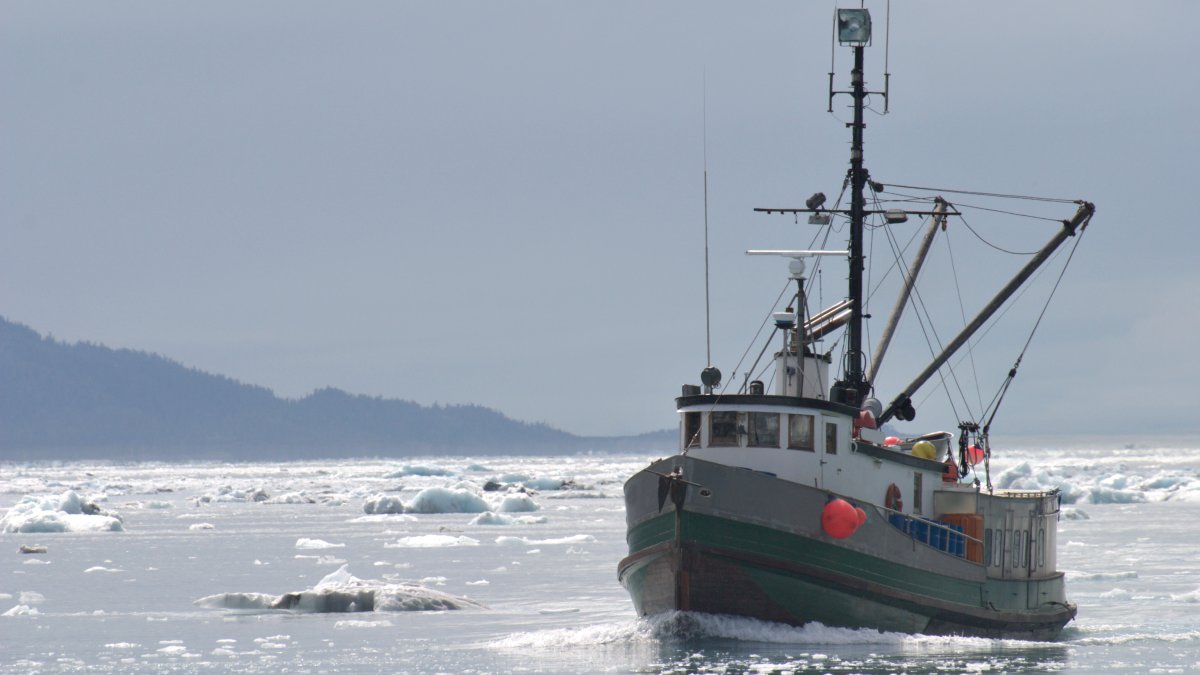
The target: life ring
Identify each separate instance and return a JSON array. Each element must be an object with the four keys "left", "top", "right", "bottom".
[{"left": 884, "top": 483, "right": 903, "bottom": 512}]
